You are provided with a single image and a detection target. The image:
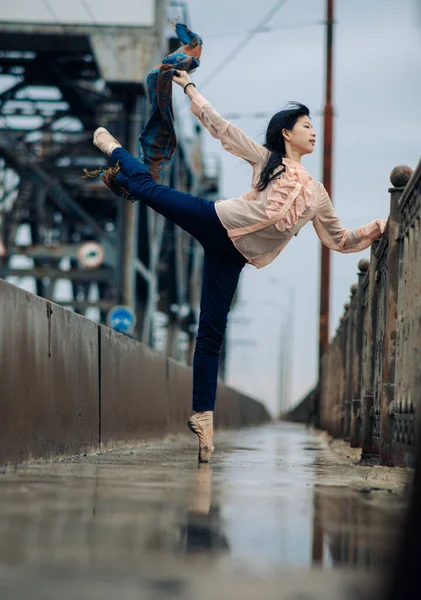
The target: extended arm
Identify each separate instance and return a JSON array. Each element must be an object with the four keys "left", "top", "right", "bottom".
[
  {"left": 174, "top": 71, "right": 267, "bottom": 166},
  {"left": 312, "top": 187, "right": 386, "bottom": 253}
]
